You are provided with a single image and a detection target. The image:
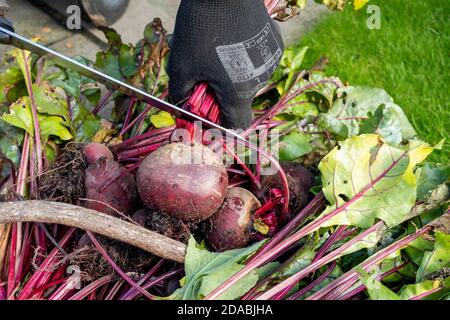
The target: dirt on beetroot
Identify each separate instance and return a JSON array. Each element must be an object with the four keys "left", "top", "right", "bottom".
[
  {"left": 132, "top": 209, "right": 191, "bottom": 244},
  {"left": 39, "top": 143, "right": 87, "bottom": 204},
  {"left": 71, "top": 233, "right": 153, "bottom": 283}
]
